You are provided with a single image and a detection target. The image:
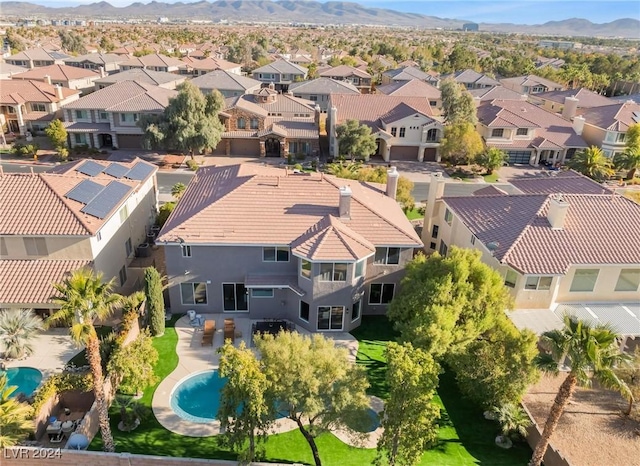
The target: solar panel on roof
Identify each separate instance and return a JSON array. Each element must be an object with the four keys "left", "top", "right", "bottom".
[
  {"left": 80, "top": 181, "right": 132, "bottom": 219},
  {"left": 103, "top": 163, "right": 130, "bottom": 179},
  {"left": 75, "top": 160, "right": 105, "bottom": 177},
  {"left": 124, "top": 162, "right": 155, "bottom": 181},
  {"left": 64, "top": 179, "right": 105, "bottom": 204}
]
